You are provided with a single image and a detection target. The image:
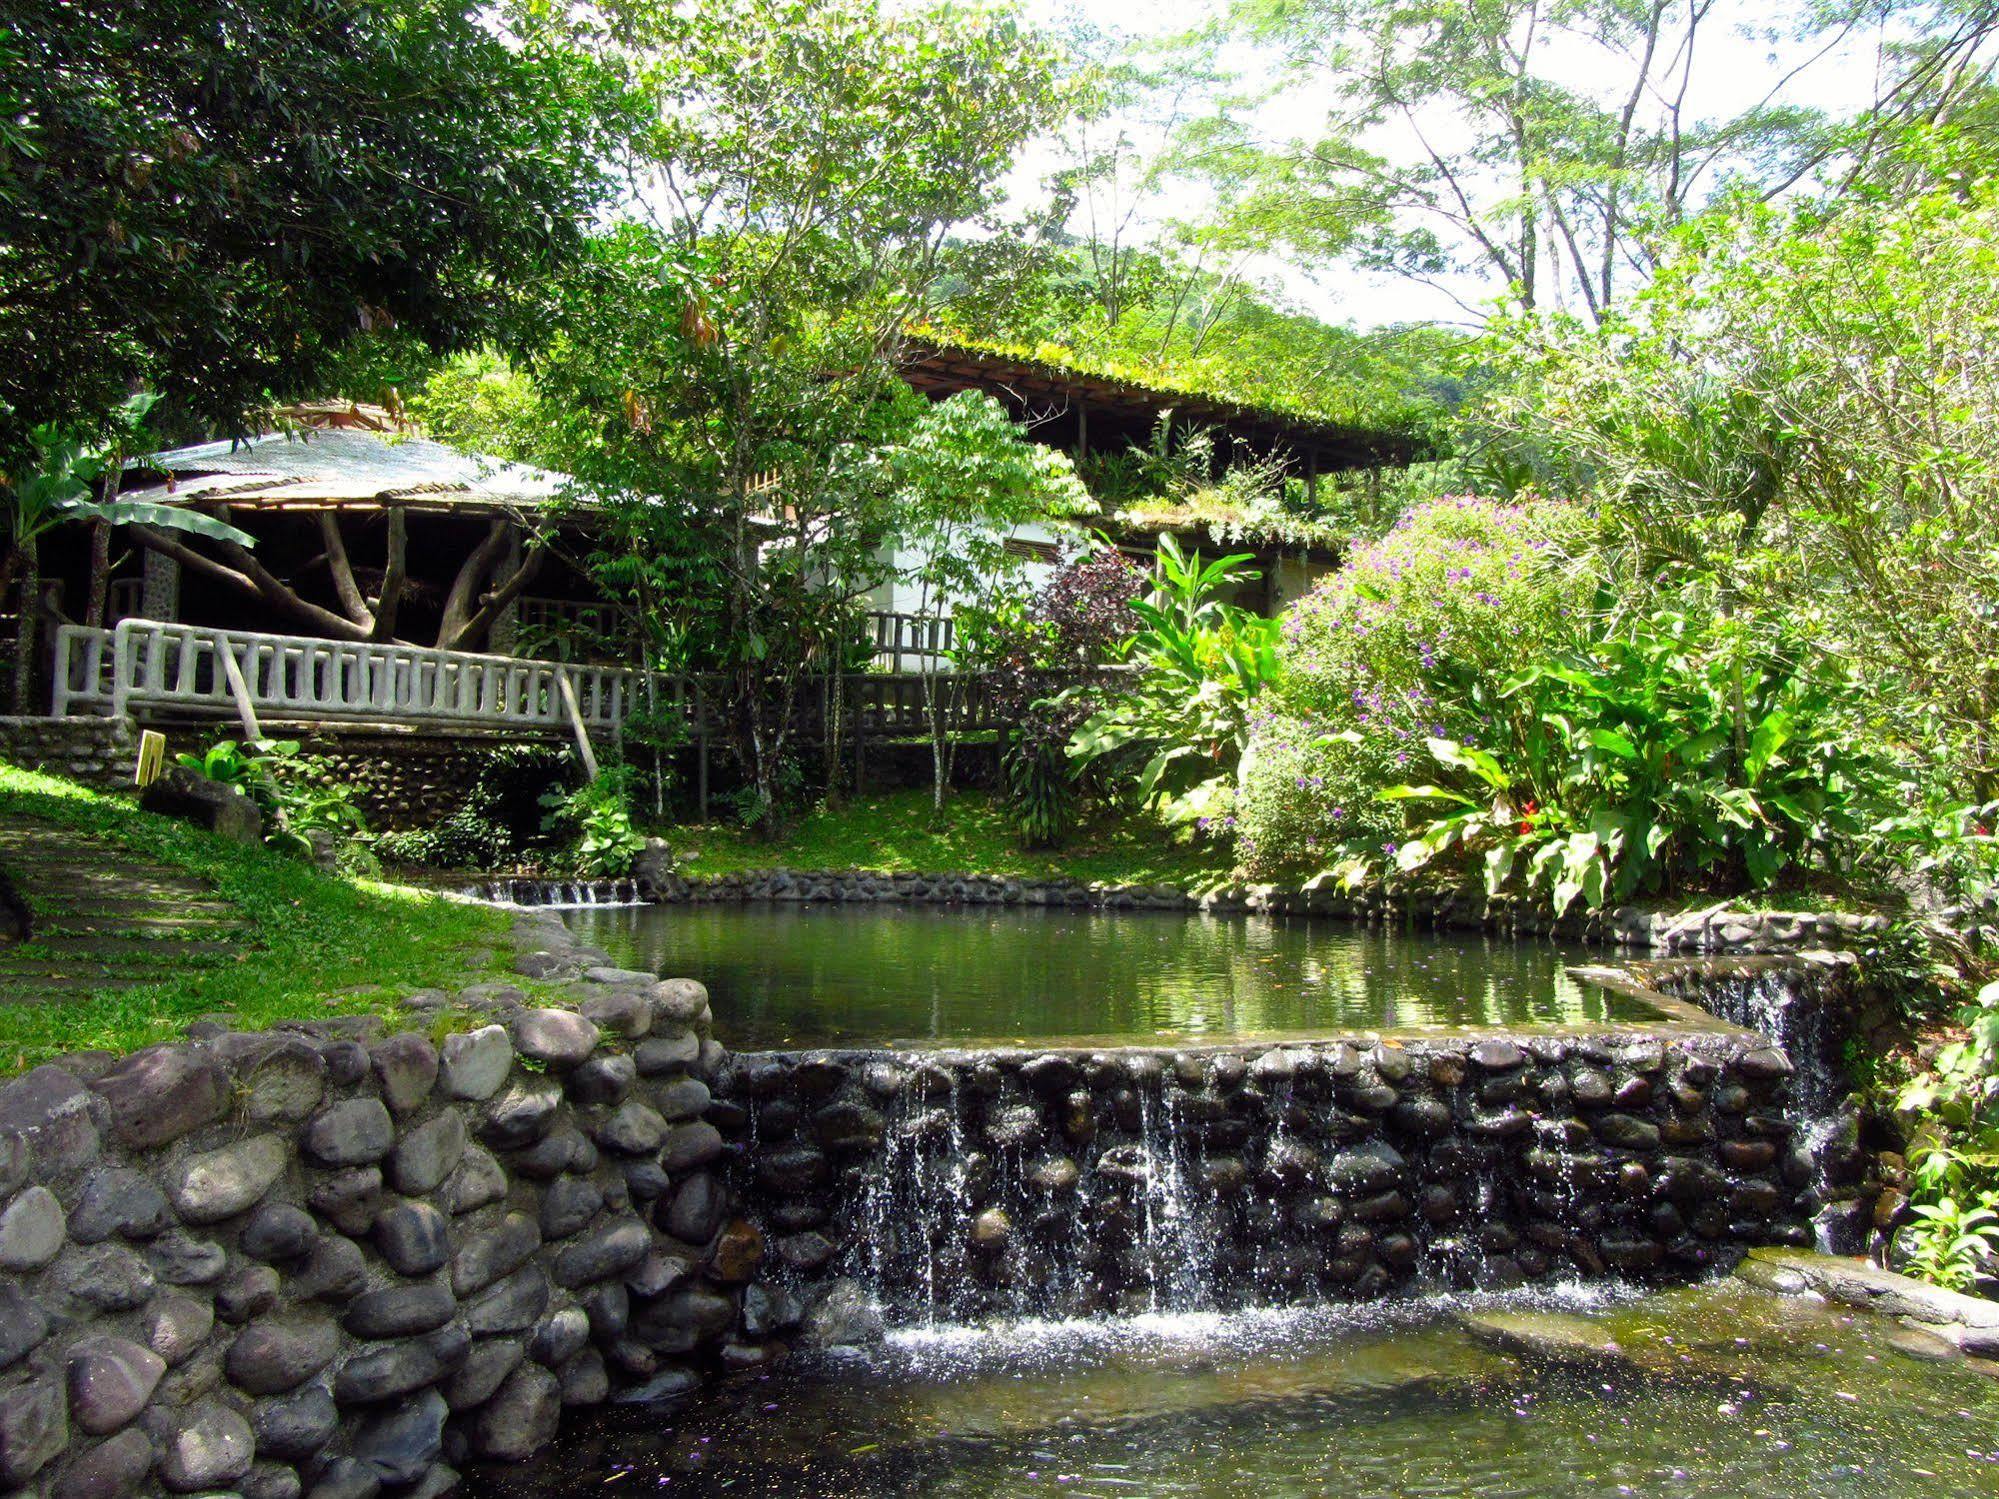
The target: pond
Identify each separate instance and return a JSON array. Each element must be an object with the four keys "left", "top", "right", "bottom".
[
  {"left": 466, "top": 1281, "right": 1999, "bottom": 1498},
  {"left": 564, "top": 903, "right": 1658, "bottom": 1048}
]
